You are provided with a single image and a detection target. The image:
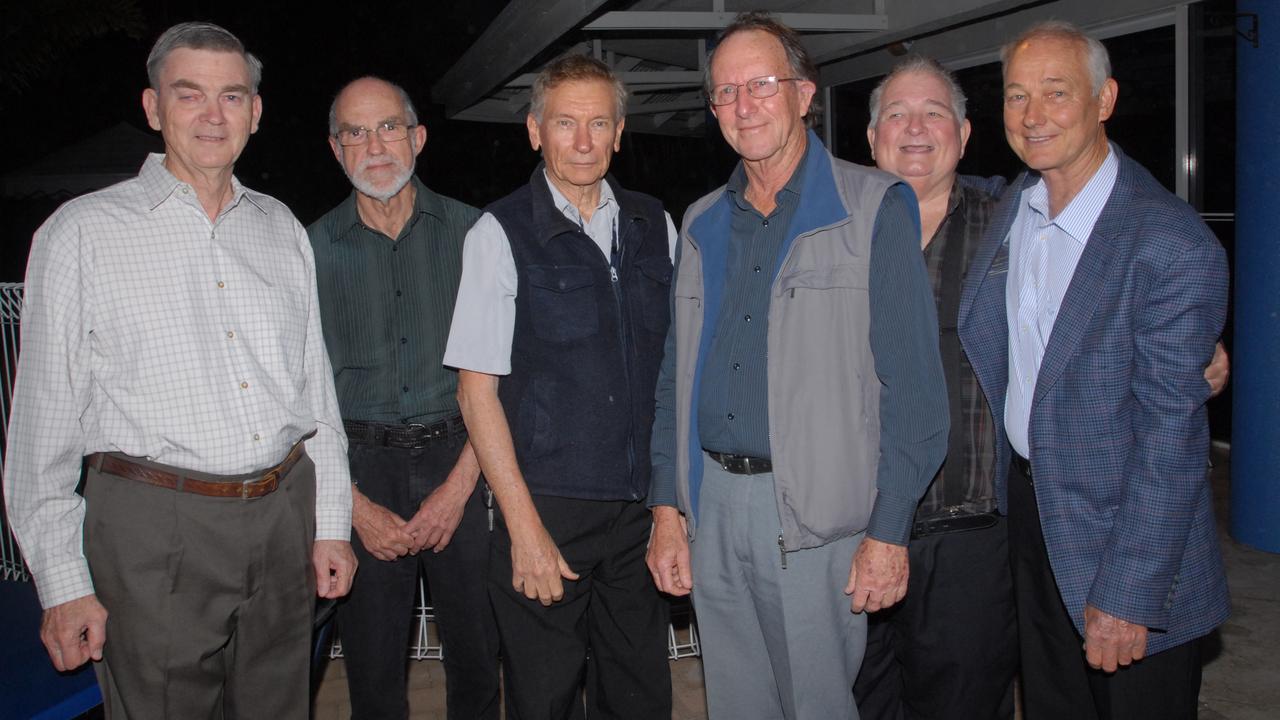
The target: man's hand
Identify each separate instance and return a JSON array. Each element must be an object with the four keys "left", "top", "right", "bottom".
[
  {"left": 405, "top": 480, "right": 469, "bottom": 554},
  {"left": 313, "top": 539, "right": 358, "bottom": 599},
  {"left": 40, "top": 594, "right": 108, "bottom": 671},
  {"left": 509, "top": 524, "right": 579, "bottom": 606},
  {"left": 1205, "top": 341, "right": 1229, "bottom": 398},
  {"left": 844, "top": 537, "right": 909, "bottom": 613},
  {"left": 1083, "top": 604, "right": 1148, "bottom": 672},
  {"left": 646, "top": 506, "right": 693, "bottom": 596},
  {"left": 352, "top": 487, "right": 415, "bottom": 561}
]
